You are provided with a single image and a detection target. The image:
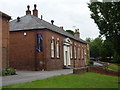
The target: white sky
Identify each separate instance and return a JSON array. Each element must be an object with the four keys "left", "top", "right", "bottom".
[{"left": 0, "top": 0, "right": 100, "bottom": 40}]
